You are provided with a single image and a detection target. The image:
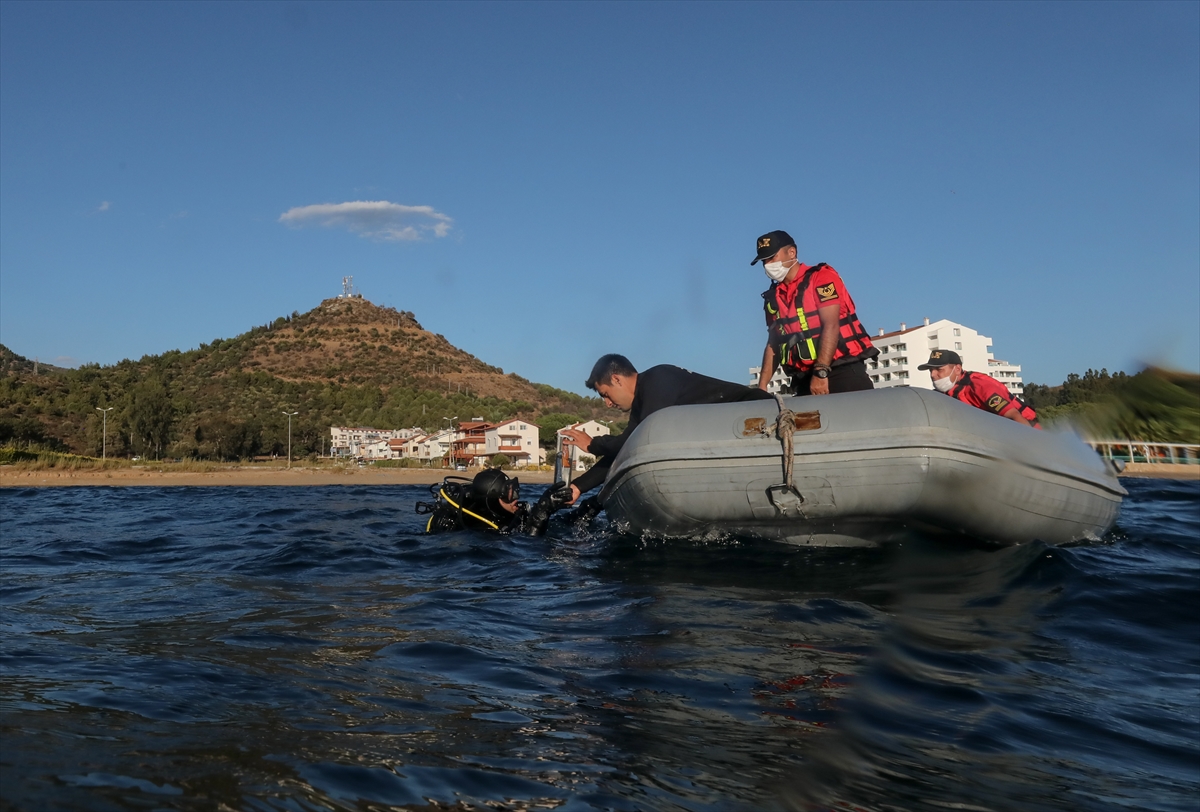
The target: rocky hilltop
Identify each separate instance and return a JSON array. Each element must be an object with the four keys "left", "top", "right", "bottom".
[
  {"left": 0, "top": 297, "right": 609, "bottom": 459},
  {"left": 237, "top": 296, "right": 551, "bottom": 401}
]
